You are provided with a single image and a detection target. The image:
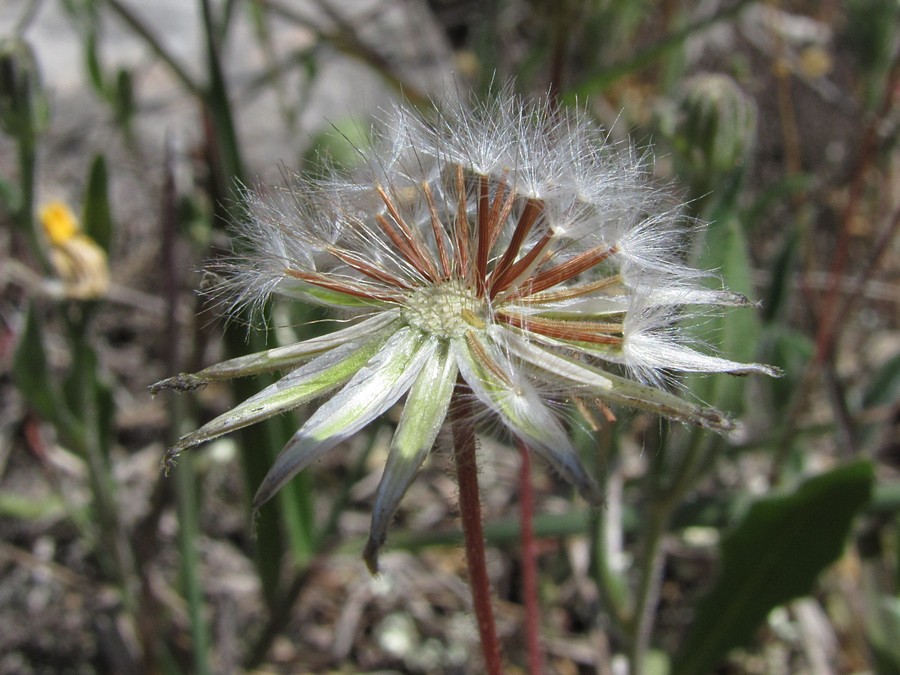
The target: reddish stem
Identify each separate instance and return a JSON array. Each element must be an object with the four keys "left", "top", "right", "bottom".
[
  {"left": 451, "top": 387, "right": 503, "bottom": 675},
  {"left": 517, "top": 438, "right": 545, "bottom": 675},
  {"left": 813, "top": 53, "right": 900, "bottom": 364}
]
